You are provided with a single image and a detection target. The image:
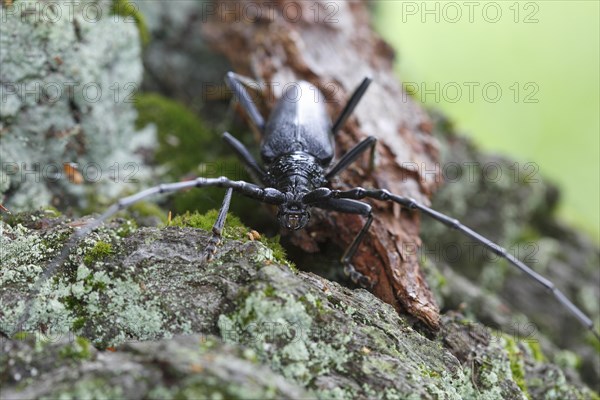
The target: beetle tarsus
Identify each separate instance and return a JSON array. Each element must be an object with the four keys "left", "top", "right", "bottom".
[{"left": 344, "top": 262, "right": 372, "bottom": 288}]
